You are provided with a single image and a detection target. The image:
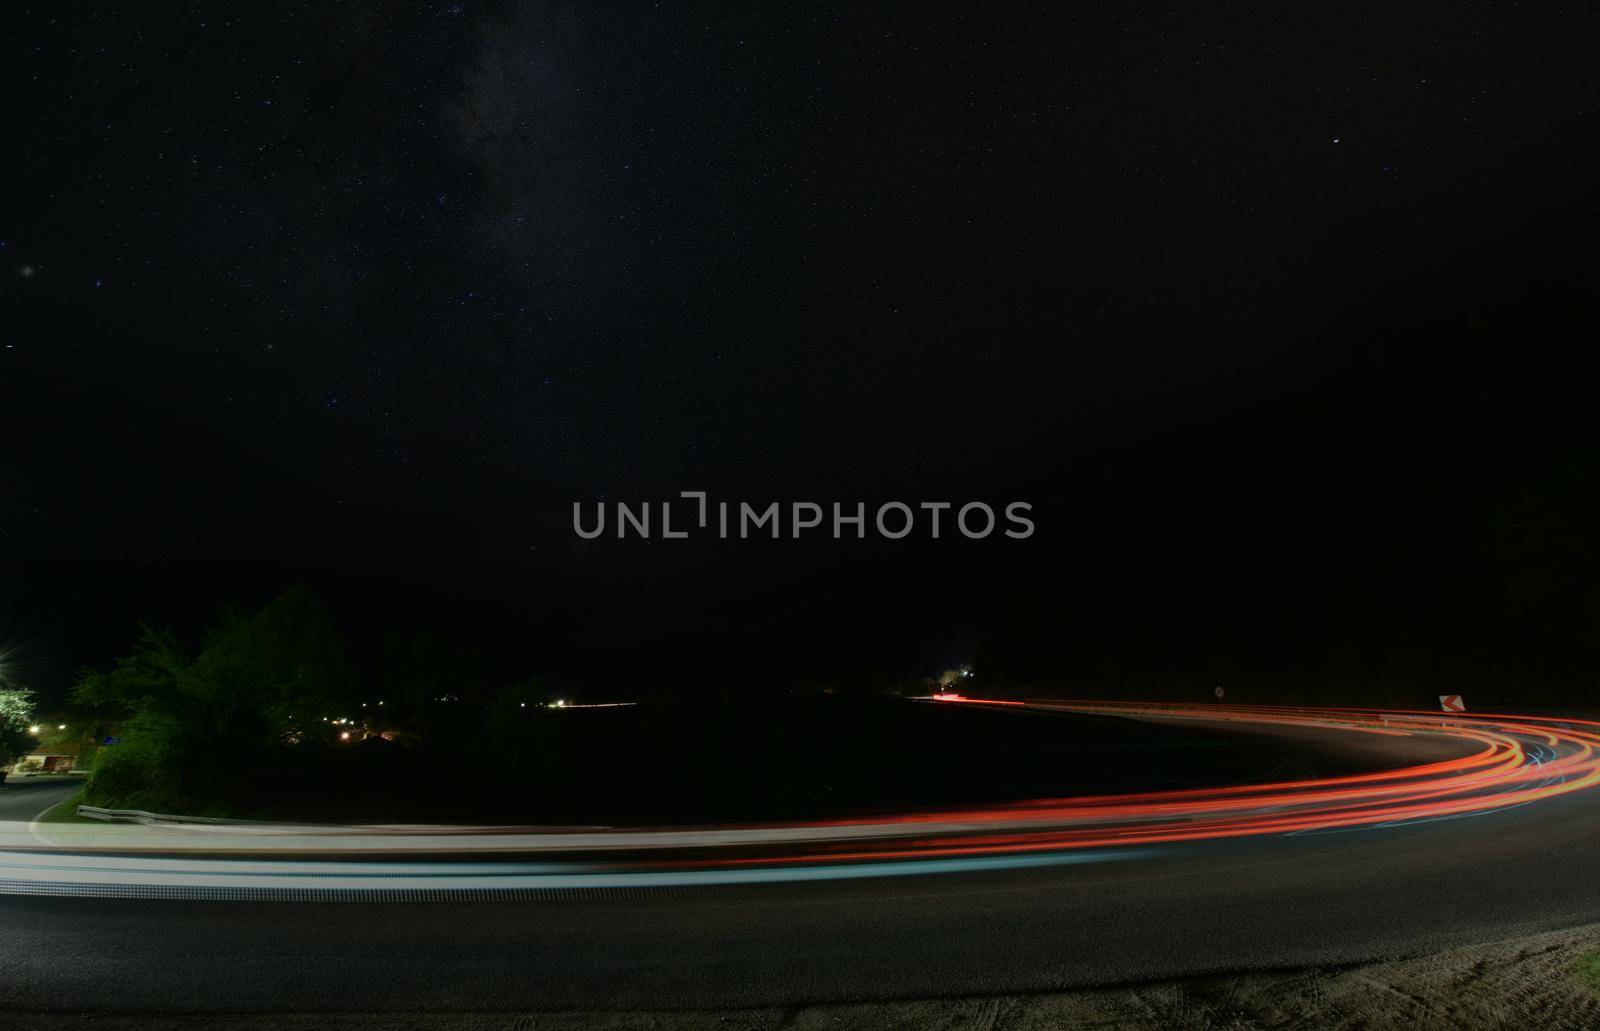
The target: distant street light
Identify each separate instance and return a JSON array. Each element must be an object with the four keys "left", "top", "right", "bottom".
[{"left": 28, "top": 724, "right": 40, "bottom": 734}]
